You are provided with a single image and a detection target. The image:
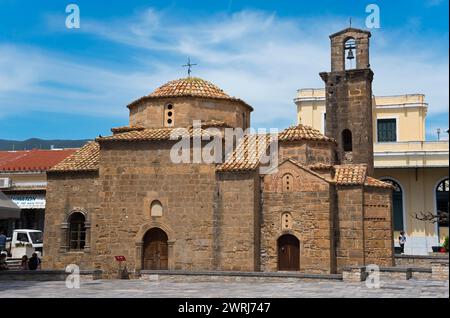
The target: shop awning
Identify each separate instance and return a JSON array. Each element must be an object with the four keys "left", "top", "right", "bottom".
[
  {"left": 7, "top": 193, "right": 46, "bottom": 209},
  {"left": 0, "top": 191, "right": 20, "bottom": 219}
]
